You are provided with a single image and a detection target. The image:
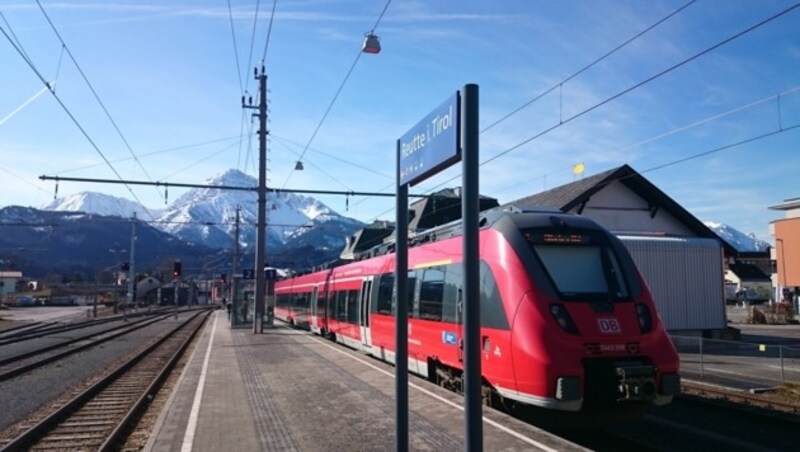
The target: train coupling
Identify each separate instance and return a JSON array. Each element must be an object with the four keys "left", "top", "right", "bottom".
[{"left": 615, "top": 365, "right": 657, "bottom": 401}]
